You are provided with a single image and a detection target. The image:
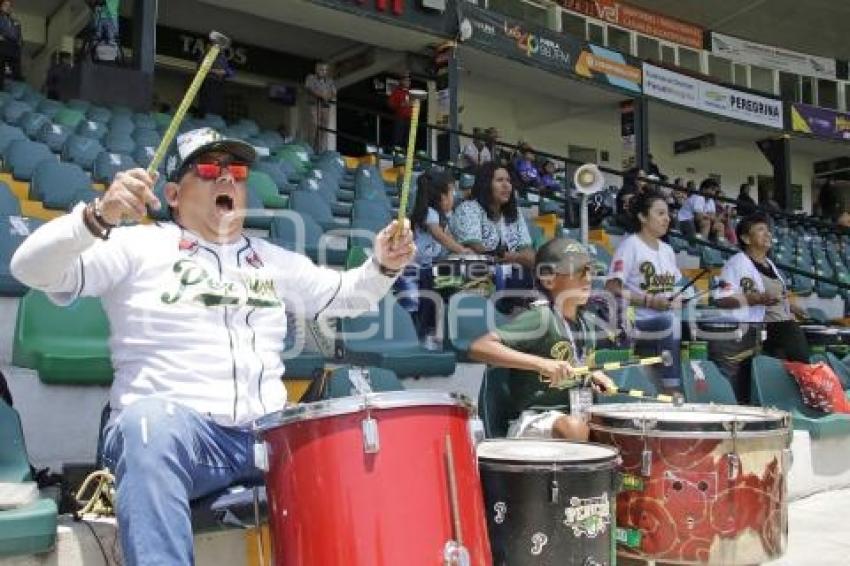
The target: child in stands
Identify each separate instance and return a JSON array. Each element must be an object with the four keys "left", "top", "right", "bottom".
[
  {"left": 470, "top": 238, "right": 617, "bottom": 439},
  {"left": 395, "top": 169, "right": 471, "bottom": 337}
]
